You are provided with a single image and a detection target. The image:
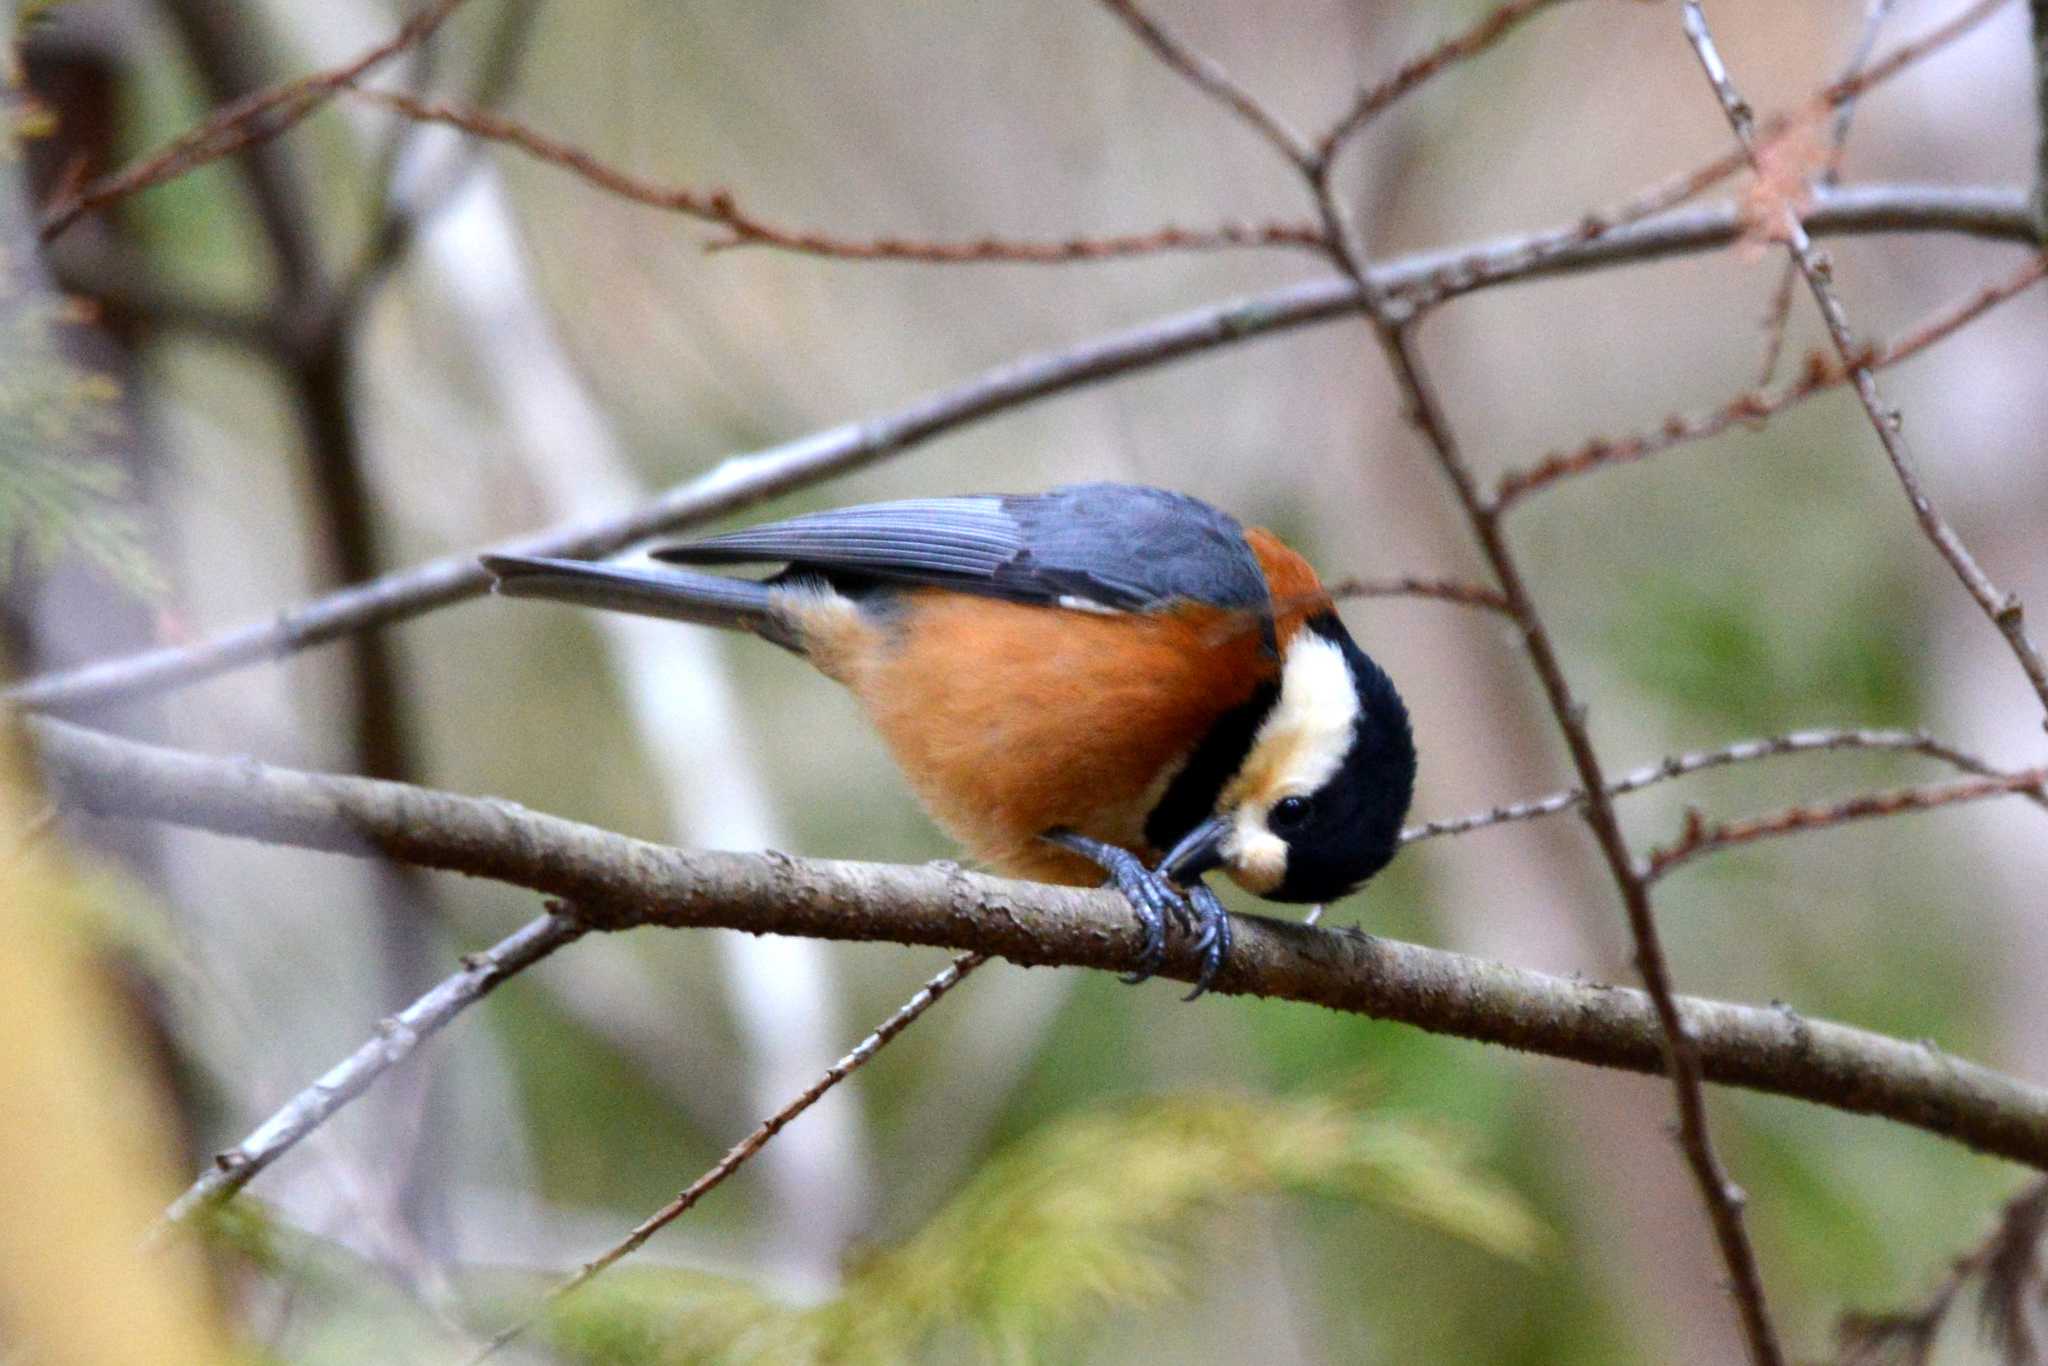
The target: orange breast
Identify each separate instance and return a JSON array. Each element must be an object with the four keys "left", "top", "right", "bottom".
[{"left": 840, "top": 591, "right": 1275, "bottom": 884}]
